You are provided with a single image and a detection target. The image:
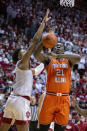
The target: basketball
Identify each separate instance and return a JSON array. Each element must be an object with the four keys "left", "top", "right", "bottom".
[{"left": 42, "top": 33, "right": 57, "bottom": 48}]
